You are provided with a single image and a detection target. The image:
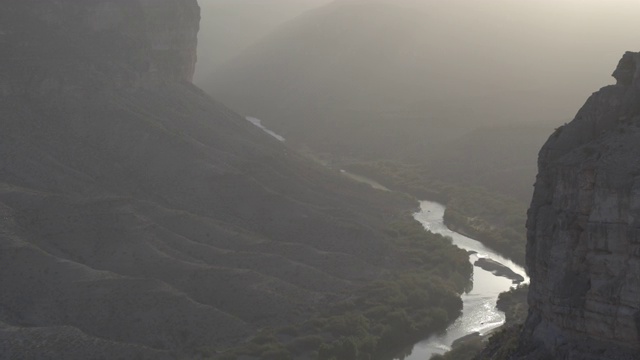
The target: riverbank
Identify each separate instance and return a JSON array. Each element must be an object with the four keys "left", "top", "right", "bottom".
[
  {"left": 241, "top": 120, "right": 523, "bottom": 360},
  {"left": 216, "top": 210, "right": 473, "bottom": 360},
  {"left": 342, "top": 161, "right": 528, "bottom": 266}
]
